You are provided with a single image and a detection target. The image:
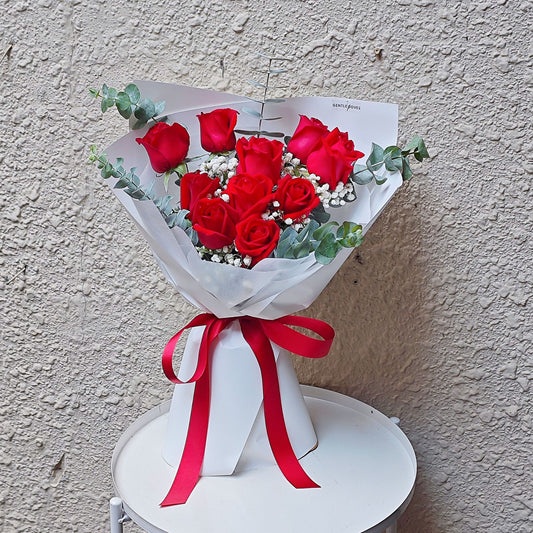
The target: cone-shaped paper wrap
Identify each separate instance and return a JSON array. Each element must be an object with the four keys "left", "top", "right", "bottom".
[{"left": 103, "top": 82, "right": 401, "bottom": 483}]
